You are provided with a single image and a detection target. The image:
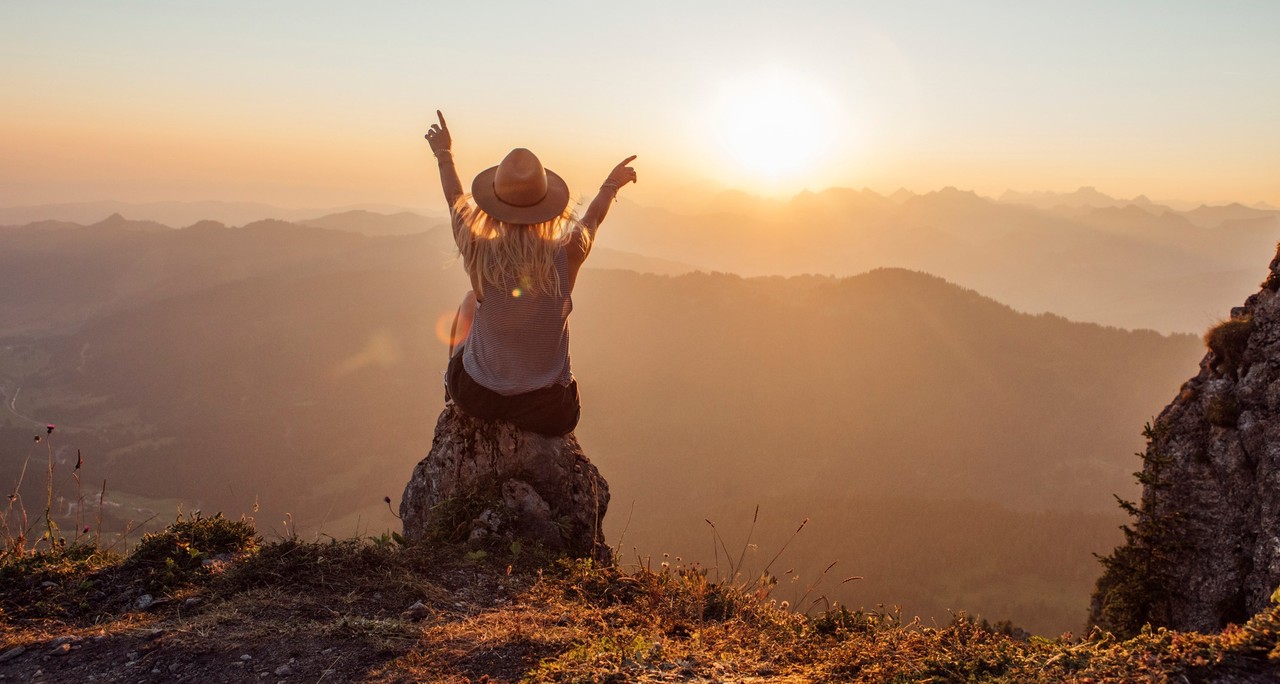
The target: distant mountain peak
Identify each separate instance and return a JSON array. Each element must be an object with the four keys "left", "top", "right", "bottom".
[
  {"left": 89, "top": 213, "right": 171, "bottom": 232},
  {"left": 888, "top": 188, "right": 917, "bottom": 203},
  {"left": 184, "top": 220, "right": 228, "bottom": 231}
]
